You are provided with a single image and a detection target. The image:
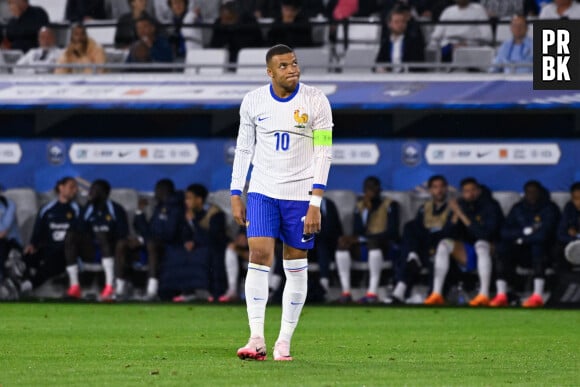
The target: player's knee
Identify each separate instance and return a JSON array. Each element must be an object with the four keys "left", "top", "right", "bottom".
[
  {"left": 436, "top": 239, "right": 453, "bottom": 256},
  {"left": 249, "top": 248, "right": 272, "bottom": 266},
  {"left": 475, "top": 240, "right": 490, "bottom": 256}
]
